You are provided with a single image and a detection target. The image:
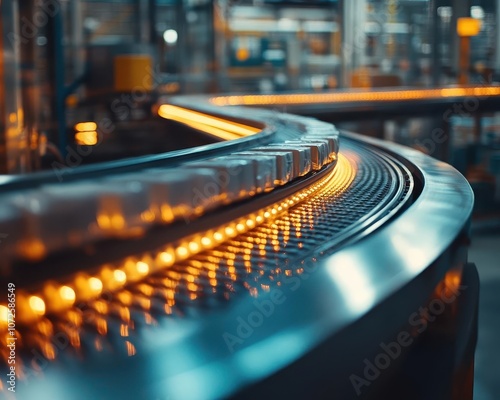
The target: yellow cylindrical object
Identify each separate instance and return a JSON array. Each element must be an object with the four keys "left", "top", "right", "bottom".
[{"left": 114, "top": 54, "right": 153, "bottom": 92}]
